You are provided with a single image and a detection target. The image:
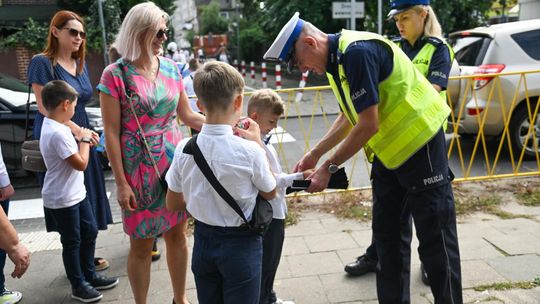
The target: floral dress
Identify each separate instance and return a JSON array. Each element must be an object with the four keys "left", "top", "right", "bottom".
[{"left": 98, "top": 57, "right": 186, "bottom": 239}]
